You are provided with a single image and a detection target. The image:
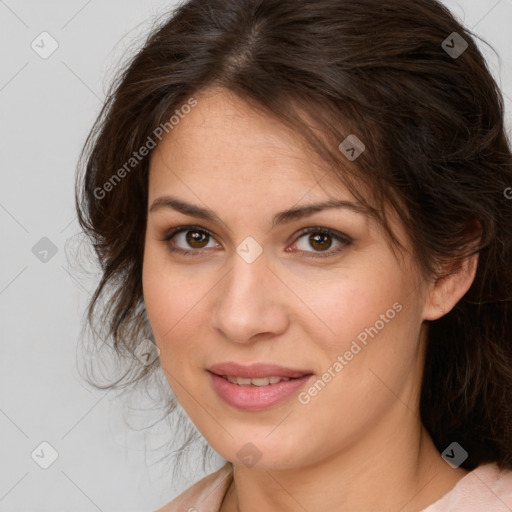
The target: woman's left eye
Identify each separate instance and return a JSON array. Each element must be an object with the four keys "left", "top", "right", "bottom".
[
  {"left": 292, "top": 227, "right": 352, "bottom": 258},
  {"left": 162, "top": 226, "right": 352, "bottom": 258}
]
